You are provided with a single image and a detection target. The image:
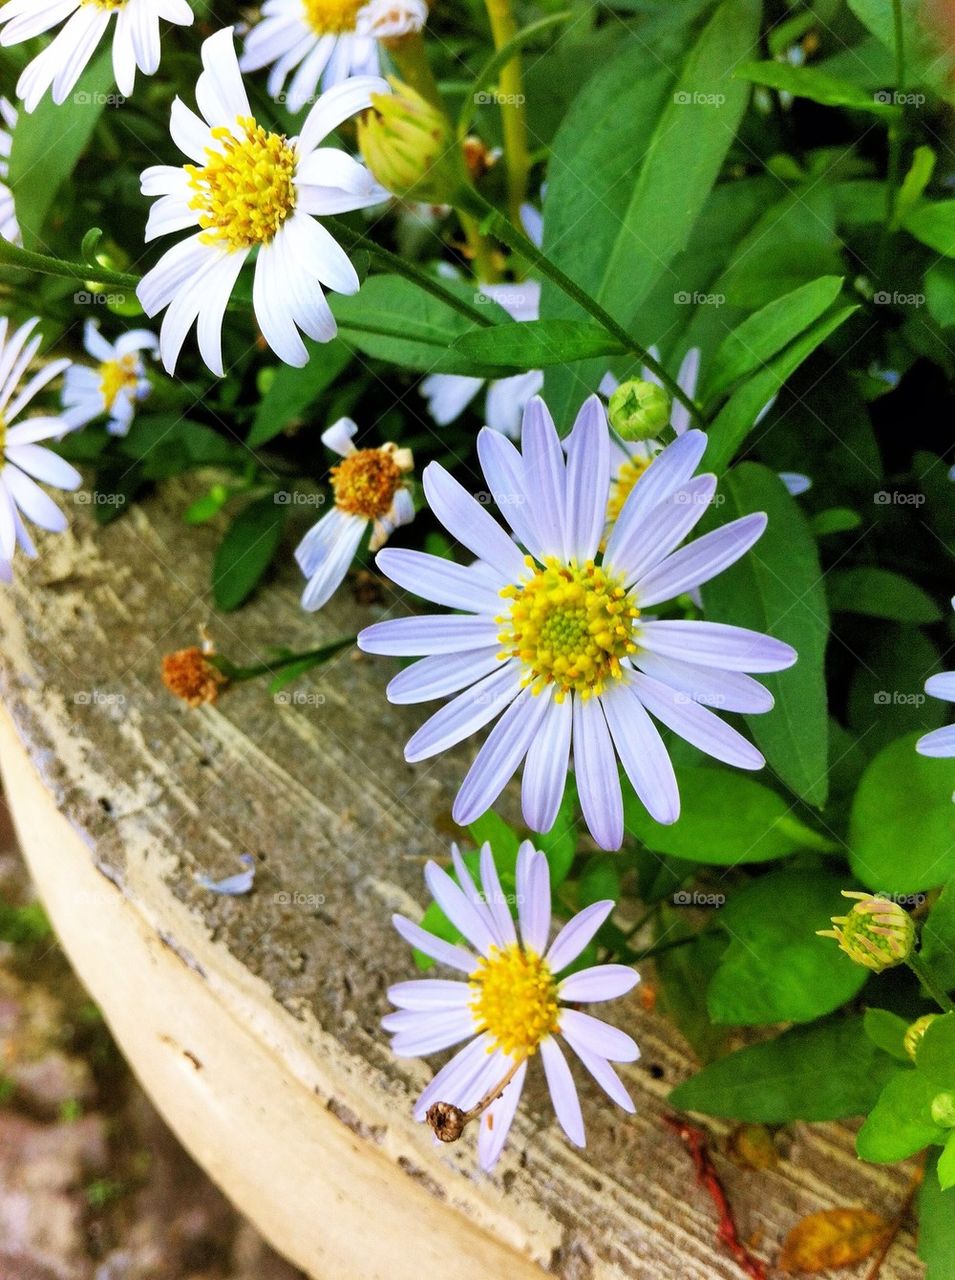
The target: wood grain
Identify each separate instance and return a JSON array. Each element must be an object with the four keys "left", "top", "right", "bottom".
[{"left": 0, "top": 476, "right": 925, "bottom": 1279}]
